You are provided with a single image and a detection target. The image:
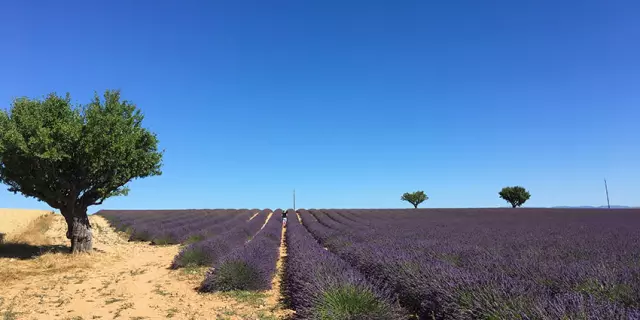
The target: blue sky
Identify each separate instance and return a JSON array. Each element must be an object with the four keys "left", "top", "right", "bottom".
[{"left": 1, "top": 0, "right": 638, "bottom": 212}]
